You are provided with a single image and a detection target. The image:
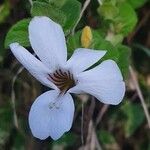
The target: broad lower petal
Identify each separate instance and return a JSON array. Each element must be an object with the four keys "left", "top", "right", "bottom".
[
  {"left": 29, "top": 16, "right": 67, "bottom": 70},
  {"left": 29, "top": 90, "right": 75, "bottom": 140},
  {"left": 69, "top": 60, "right": 125, "bottom": 105},
  {"left": 10, "top": 43, "right": 57, "bottom": 89},
  {"left": 66, "top": 48, "right": 106, "bottom": 74}
]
